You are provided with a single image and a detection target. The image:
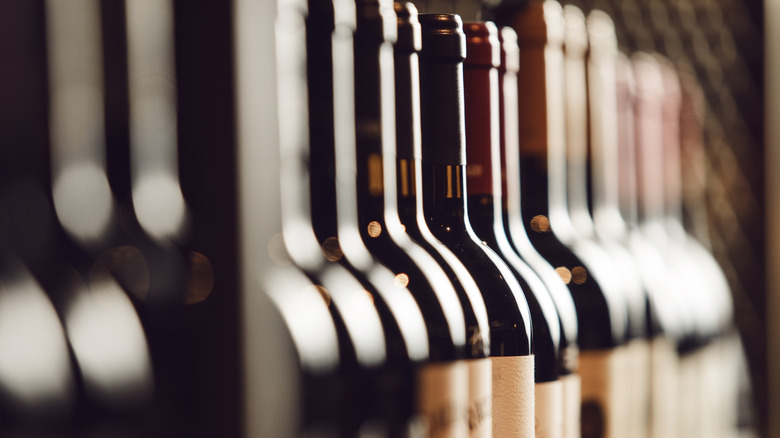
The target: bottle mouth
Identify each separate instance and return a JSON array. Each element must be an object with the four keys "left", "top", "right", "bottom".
[
  {"left": 394, "top": 2, "right": 421, "bottom": 52},
  {"left": 355, "top": 0, "right": 397, "bottom": 43},
  {"left": 499, "top": 26, "right": 520, "bottom": 74},
  {"left": 418, "top": 14, "right": 466, "bottom": 60},
  {"left": 464, "top": 21, "right": 500, "bottom": 68}
]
